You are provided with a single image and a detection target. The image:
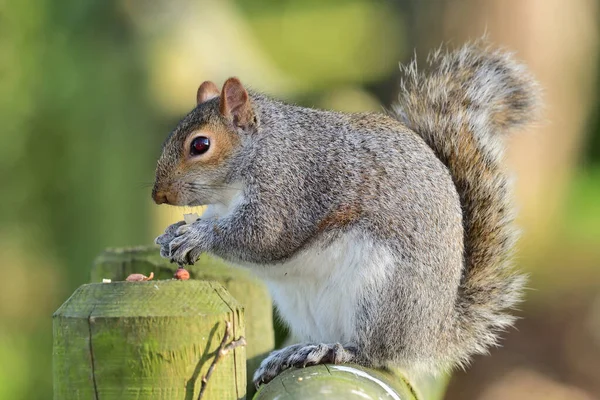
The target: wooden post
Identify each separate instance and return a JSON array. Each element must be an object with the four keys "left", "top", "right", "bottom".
[
  {"left": 91, "top": 246, "right": 274, "bottom": 395},
  {"left": 53, "top": 280, "right": 245, "bottom": 399},
  {"left": 254, "top": 364, "right": 449, "bottom": 400}
]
